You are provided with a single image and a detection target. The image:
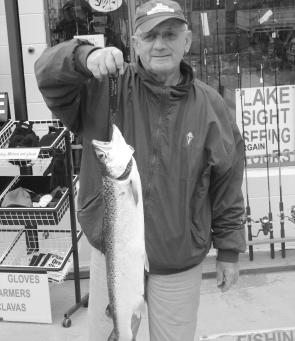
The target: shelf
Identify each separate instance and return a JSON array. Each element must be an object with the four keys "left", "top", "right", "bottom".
[
  {"left": 0, "top": 227, "right": 82, "bottom": 272},
  {"left": 0, "top": 175, "right": 78, "bottom": 225},
  {"left": 0, "top": 120, "right": 68, "bottom": 167}
]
